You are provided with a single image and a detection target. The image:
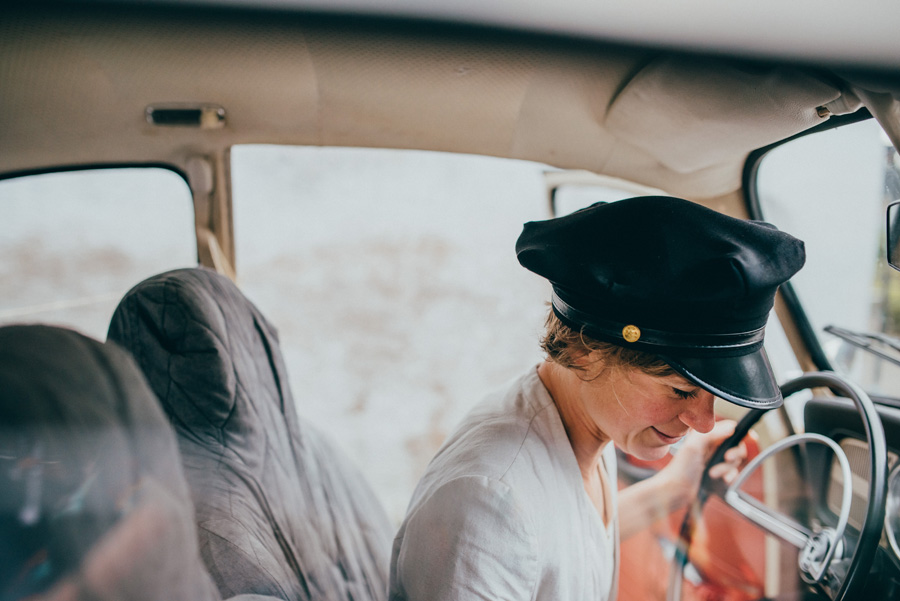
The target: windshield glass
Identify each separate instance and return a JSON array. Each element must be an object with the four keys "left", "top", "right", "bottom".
[{"left": 756, "top": 117, "right": 900, "bottom": 400}]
